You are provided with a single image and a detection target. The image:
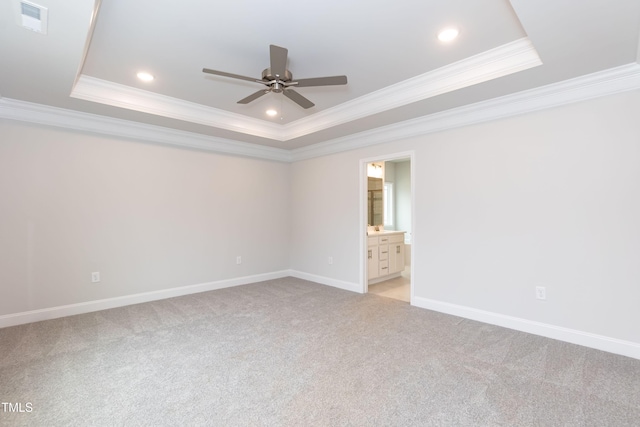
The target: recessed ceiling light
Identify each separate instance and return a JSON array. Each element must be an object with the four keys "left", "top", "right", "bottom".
[
  {"left": 266, "top": 109, "right": 278, "bottom": 117},
  {"left": 437, "top": 27, "right": 459, "bottom": 42},
  {"left": 136, "top": 72, "right": 154, "bottom": 82}
]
